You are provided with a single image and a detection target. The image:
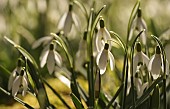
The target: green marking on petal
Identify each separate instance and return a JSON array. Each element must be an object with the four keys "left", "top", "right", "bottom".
[
  {"left": 156, "top": 46, "right": 161, "bottom": 54},
  {"left": 100, "top": 18, "right": 105, "bottom": 28},
  {"left": 136, "top": 42, "right": 141, "bottom": 52},
  {"left": 49, "top": 43, "right": 54, "bottom": 50},
  {"left": 104, "top": 43, "right": 109, "bottom": 50},
  {"left": 137, "top": 8, "right": 142, "bottom": 17}
]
